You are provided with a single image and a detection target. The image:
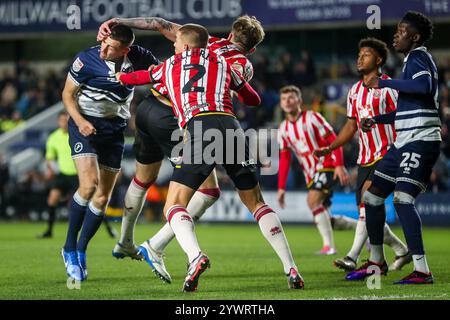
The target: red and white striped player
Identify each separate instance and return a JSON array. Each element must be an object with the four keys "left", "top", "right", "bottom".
[
  {"left": 148, "top": 47, "right": 250, "bottom": 128},
  {"left": 98, "top": 16, "right": 274, "bottom": 285},
  {"left": 118, "top": 24, "right": 304, "bottom": 291},
  {"left": 151, "top": 35, "right": 254, "bottom": 101},
  {"left": 278, "top": 85, "right": 349, "bottom": 255},
  {"left": 314, "top": 38, "right": 410, "bottom": 272}
]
